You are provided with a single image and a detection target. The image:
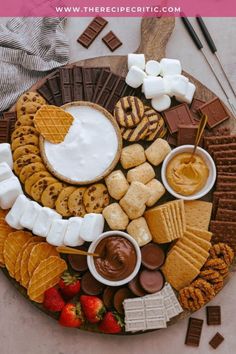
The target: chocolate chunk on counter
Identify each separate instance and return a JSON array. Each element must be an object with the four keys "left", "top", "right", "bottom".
[
  {"left": 81, "top": 271, "right": 105, "bottom": 296},
  {"left": 163, "top": 103, "right": 195, "bottom": 134},
  {"left": 185, "top": 317, "right": 203, "bottom": 346},
  {"left": 198, "top": 97, "right": 230, "bottom": 129},
  {"left": 209, "top": 332, "right": 224, "bottom": 349},
  {"left": 206, "top": 306, "right": 221, "bottom": 325},
  {"left": 102, "top": 31, "right": 122, "bottom": 52},
  {"left": 77, "top": 17, "right": 108, "bottom": 48},
  {"left": 141, "top": 243, "right": 165, "bottom": 270}
]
